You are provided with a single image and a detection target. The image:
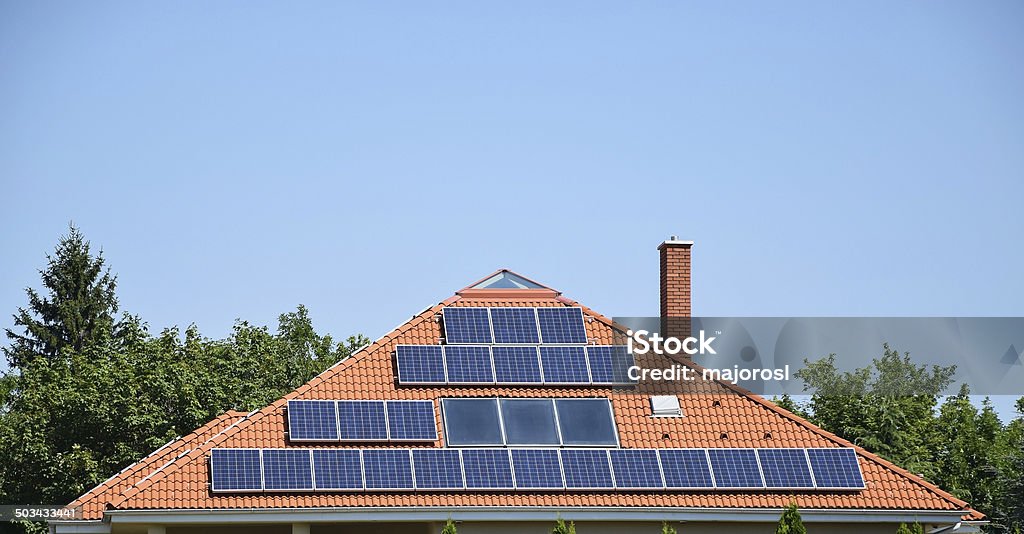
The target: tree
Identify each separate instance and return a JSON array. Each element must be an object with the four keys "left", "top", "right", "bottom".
[
  {"left": 775, "top": 502, "right": 806, "bottom": 534},
  {"left": 896, "top": 522, "right": 923, "bottom": 534},
  {"left": 795, "top": 344, "right": 955, "bottom": 480},
  {"left": 661, "top": 521, "right": 677, "bottom": 534},
  {"left": 4, "top": 225, "right": 119, "bottom": 368},
  {"left": 441, "top": 518, "right": 457, "bottom": 534},
  {"left": 552, "top": 518, "right": 576, "bottom": 534},
  {"left": 0, "top": 228, "right": 364, "bottom": 529},
  {"left": 930, "top": 385, "right": 1002, "bottom": 514},
  {"left": 992, "top": 398, "right": 1024, "bottom": 532}
]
